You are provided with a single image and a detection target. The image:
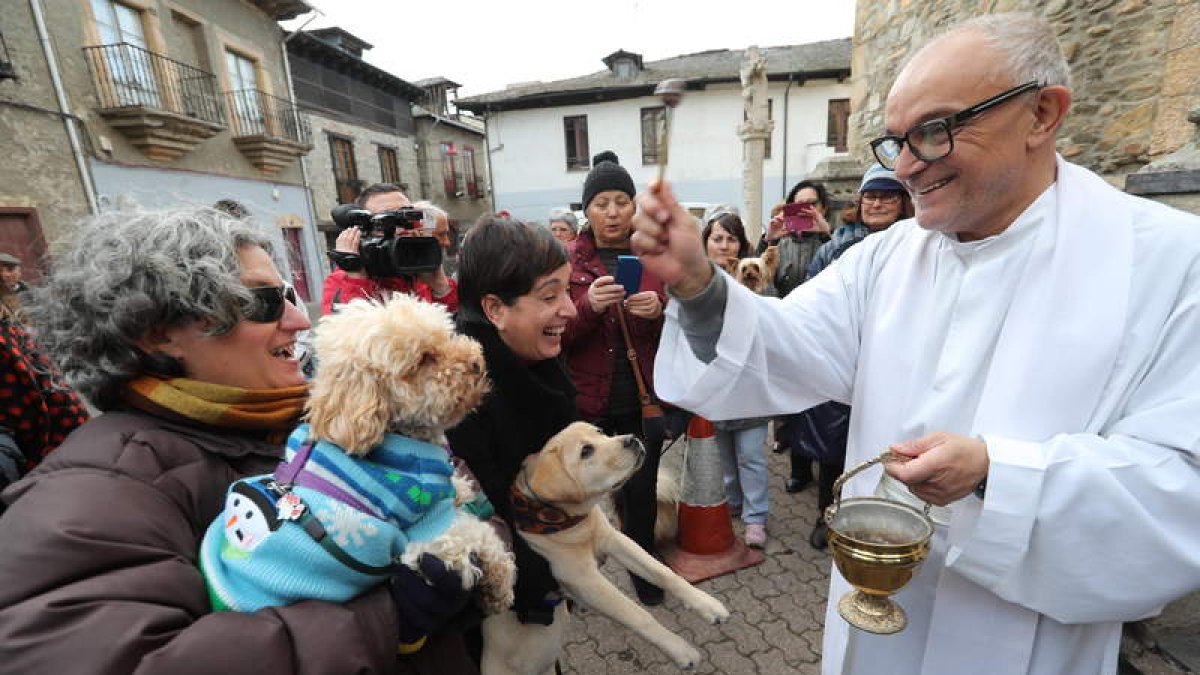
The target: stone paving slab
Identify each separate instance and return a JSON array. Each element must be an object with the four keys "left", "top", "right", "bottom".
[
  {"left": 561, "top": 442, "right": 830, "bottom": 674},
  {"left": 555, "top": 436, "right": 1197, "bottom": 674}
]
